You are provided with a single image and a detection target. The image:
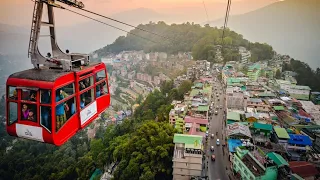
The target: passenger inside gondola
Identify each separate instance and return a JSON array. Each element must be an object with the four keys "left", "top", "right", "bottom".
[
  {"left": 56, "top": 89, "right": 67, "bottom": 131},
  {"left": 21, "top": 104, "right": 29, "bottom": 120},
  {"left": 29, "top": 90, "right": 37, "bottom": 102}
]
